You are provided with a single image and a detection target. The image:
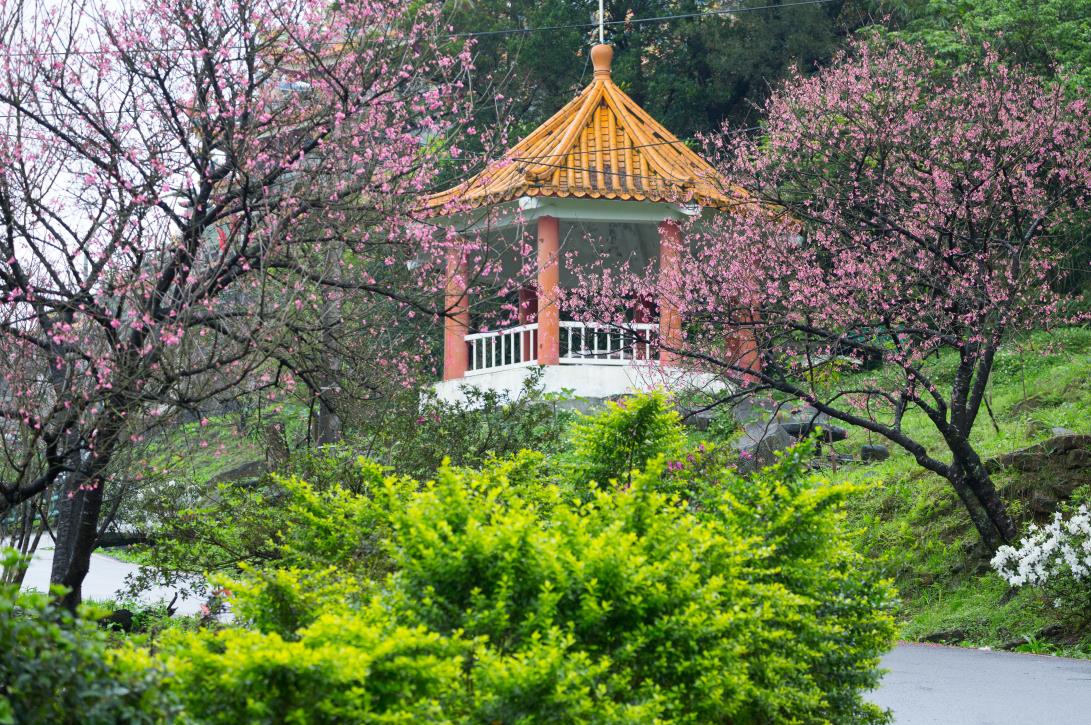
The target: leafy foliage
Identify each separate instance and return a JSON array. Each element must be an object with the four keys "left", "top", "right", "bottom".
[
  {"left": 356, "top": 368, "right": 575, "bottom": 480},
  {"left": 163, "top": 608, "right": 463, "bottom": 724},
  {"left": 155, "top": 397, "right": 895, "bottom": 723},
  {"left": 568, "top": 390, "right": 686, "bottom": 490},
  {"left": 444, "top": 0, "right": 853, "bottom": 140},
  {"left": 0, "top": 551, "right": 176, "bottom": 724},
  {"left": 881, "top": 0, "right": 1091, "bottom": 91}
]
